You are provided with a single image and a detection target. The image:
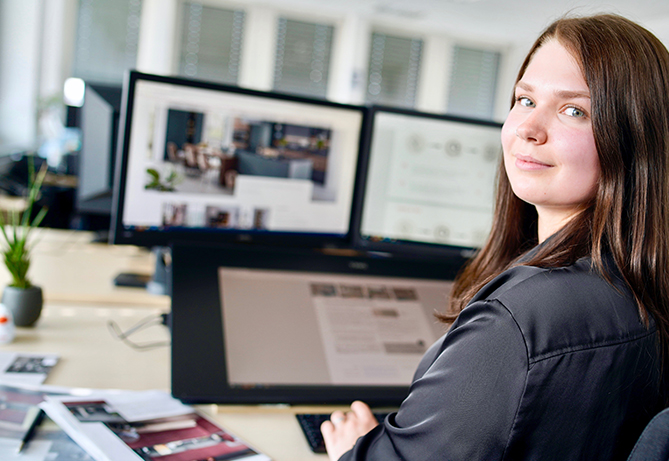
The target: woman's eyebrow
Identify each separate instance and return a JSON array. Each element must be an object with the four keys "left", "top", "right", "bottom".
[
  {"left": 515, "top": 81, "right": 533, "bottom": 92},
  {"left": 554, "top": 89, "right": 591, "bottom": 100},
  {"left": 516, "top": 81, "right": 590, "bottom": 100}
]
